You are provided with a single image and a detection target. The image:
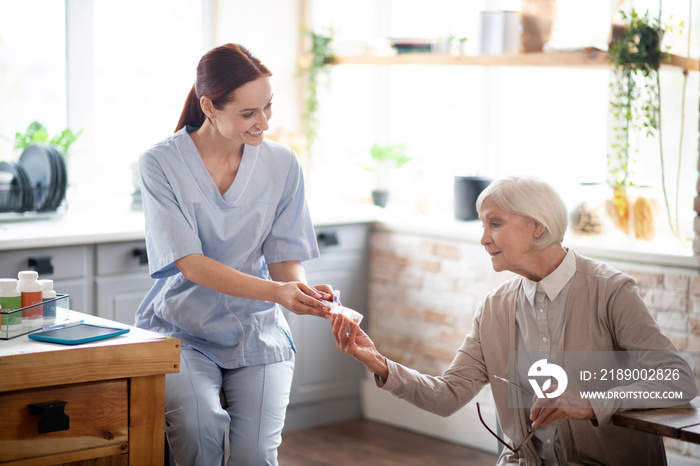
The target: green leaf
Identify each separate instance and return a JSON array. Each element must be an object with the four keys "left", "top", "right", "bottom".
[
  {"left": 11, "top": 121, "right": 81, "bottom": 158},
  {"left": 370, "top": 143, "right": 410, "bottom": 168}
]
